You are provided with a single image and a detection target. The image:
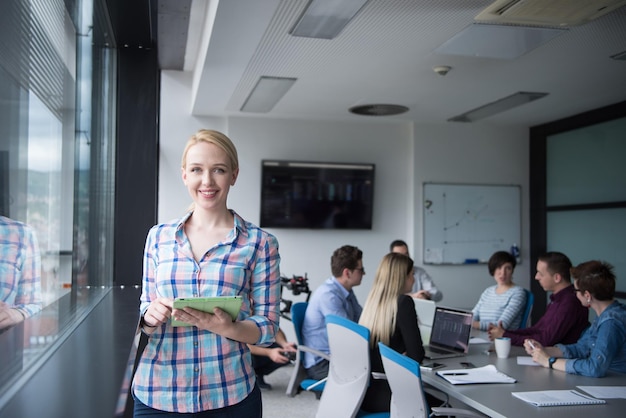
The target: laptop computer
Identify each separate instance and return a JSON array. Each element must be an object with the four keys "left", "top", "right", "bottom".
[
  {"left": 423, "top": 306, "right": 473, "bottom": 360},
  {"left": 414, "top": 298, "right": 437, "bottom": 343}
]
